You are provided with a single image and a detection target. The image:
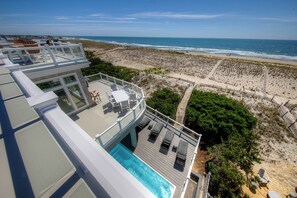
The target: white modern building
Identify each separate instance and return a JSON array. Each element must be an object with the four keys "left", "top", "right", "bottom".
[{"left": 0, "top": 38, "right": 202, "bottom": 198}]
